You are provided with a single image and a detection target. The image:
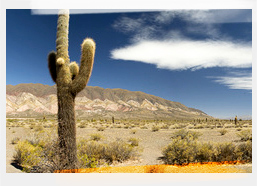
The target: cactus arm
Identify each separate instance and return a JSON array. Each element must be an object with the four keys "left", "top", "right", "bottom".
[
  {"left": 55, "top": 9, "right": 72, "bottom": 86},
  {"left": 71, "top": 38, "right": 96, "bottom": 95},
  {"left": 56, "top": 9, "right": 69, "bottom": 63},
  {"left": 47, "top": 51, "right": 57, "bottom": 83},
  {"left": 69, "top": 62, "right": 79, "bottom": 80}
]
